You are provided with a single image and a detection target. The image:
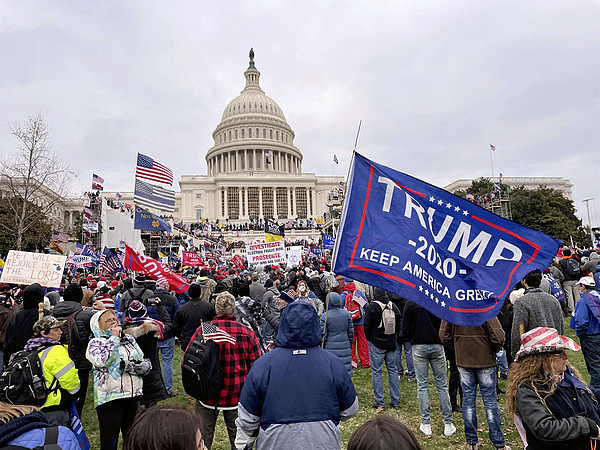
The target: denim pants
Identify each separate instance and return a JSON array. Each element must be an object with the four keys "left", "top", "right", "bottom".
[
  {"left": 458, "top": 366, "right": 505, "bottom": 447},
  {"left": 581, "top": 334, "right": 600, "bottom": 401},
  {"left": 496, "top": 349, "right": 509, "bottom": 375},
  {"left": 368, "top": 342, "right": 401, "bottom": 407},
  {"left": 395, "top": 341, "right": 414, "bottom": 377},
  {"left": 157, "top": 337, "right": 175, "bottom": 394},
  {"left": 412, "top": 343, "right": 453, "bottom": 424}
]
